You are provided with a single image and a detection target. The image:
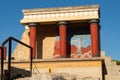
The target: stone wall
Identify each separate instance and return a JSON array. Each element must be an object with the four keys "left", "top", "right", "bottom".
[
  {"left": 3, "top": 58, "right": 102, "bottom": 80},
  {"left": 12, "top": 25, "right": 58, "bottom": 60},
  {"left": 37, "top": 25, "right": 57, "bottom": 59},
  {"left": 105, "top": 56, "right": 120, "bottom": 80},
  {"left": 12, "top": 26, "right": 30, "bottom": 60}
]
